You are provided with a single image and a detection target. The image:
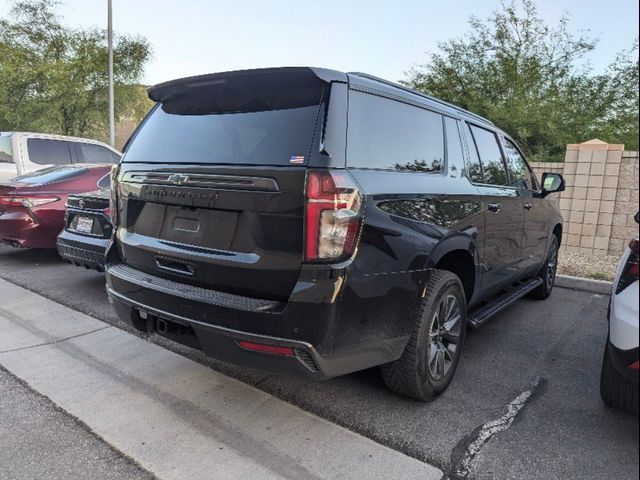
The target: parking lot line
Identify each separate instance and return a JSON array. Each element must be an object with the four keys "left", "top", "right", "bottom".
[{"left": 0, "top": 278, "right": 442, "bottom": 480}]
